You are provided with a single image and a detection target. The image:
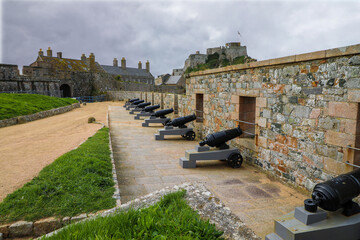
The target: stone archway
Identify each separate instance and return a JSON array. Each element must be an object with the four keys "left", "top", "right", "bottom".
[{"left": 60, "top": 84, "right": 71, "bottom": 98}]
